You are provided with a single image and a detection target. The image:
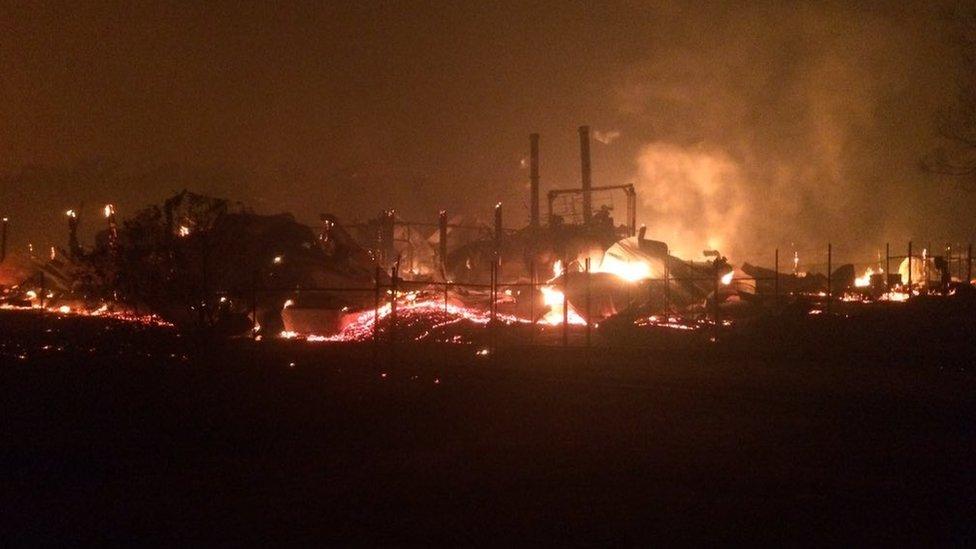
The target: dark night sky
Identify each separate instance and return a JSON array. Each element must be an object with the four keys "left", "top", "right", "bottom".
[{"left": 0, "top": 1, "right": 972, "bottom": 262}]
